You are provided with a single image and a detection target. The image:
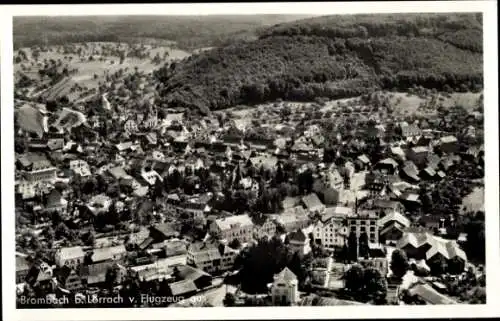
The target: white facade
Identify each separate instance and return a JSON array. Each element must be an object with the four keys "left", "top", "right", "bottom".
[
  {"left": 271, "top": 268, "right": 299, "bottom": 306},
  {"left": 313, "top": 219, "right": 348, "bottom": 249}
]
